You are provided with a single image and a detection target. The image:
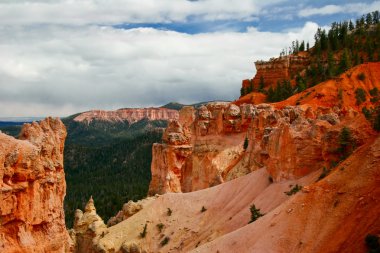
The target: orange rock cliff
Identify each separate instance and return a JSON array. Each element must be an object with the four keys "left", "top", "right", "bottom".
[
  {"left": 74, "top": 108, "right": 179, "bottom": 124},
  {"left": 242, "top": 52, "right": 310, "bottom": 91},
  {"left": 0, "top": 118, "right": 71, "bottom": 253},
  {"left": 149, "top": 63, "right": 380, "bottom": 195}
]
